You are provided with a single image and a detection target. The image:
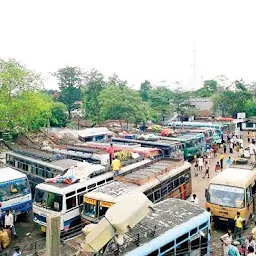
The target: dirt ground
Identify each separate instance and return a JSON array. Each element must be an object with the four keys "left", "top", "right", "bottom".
[{"left": 192, "top": 133, "right": 252, "bottom": 256}]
